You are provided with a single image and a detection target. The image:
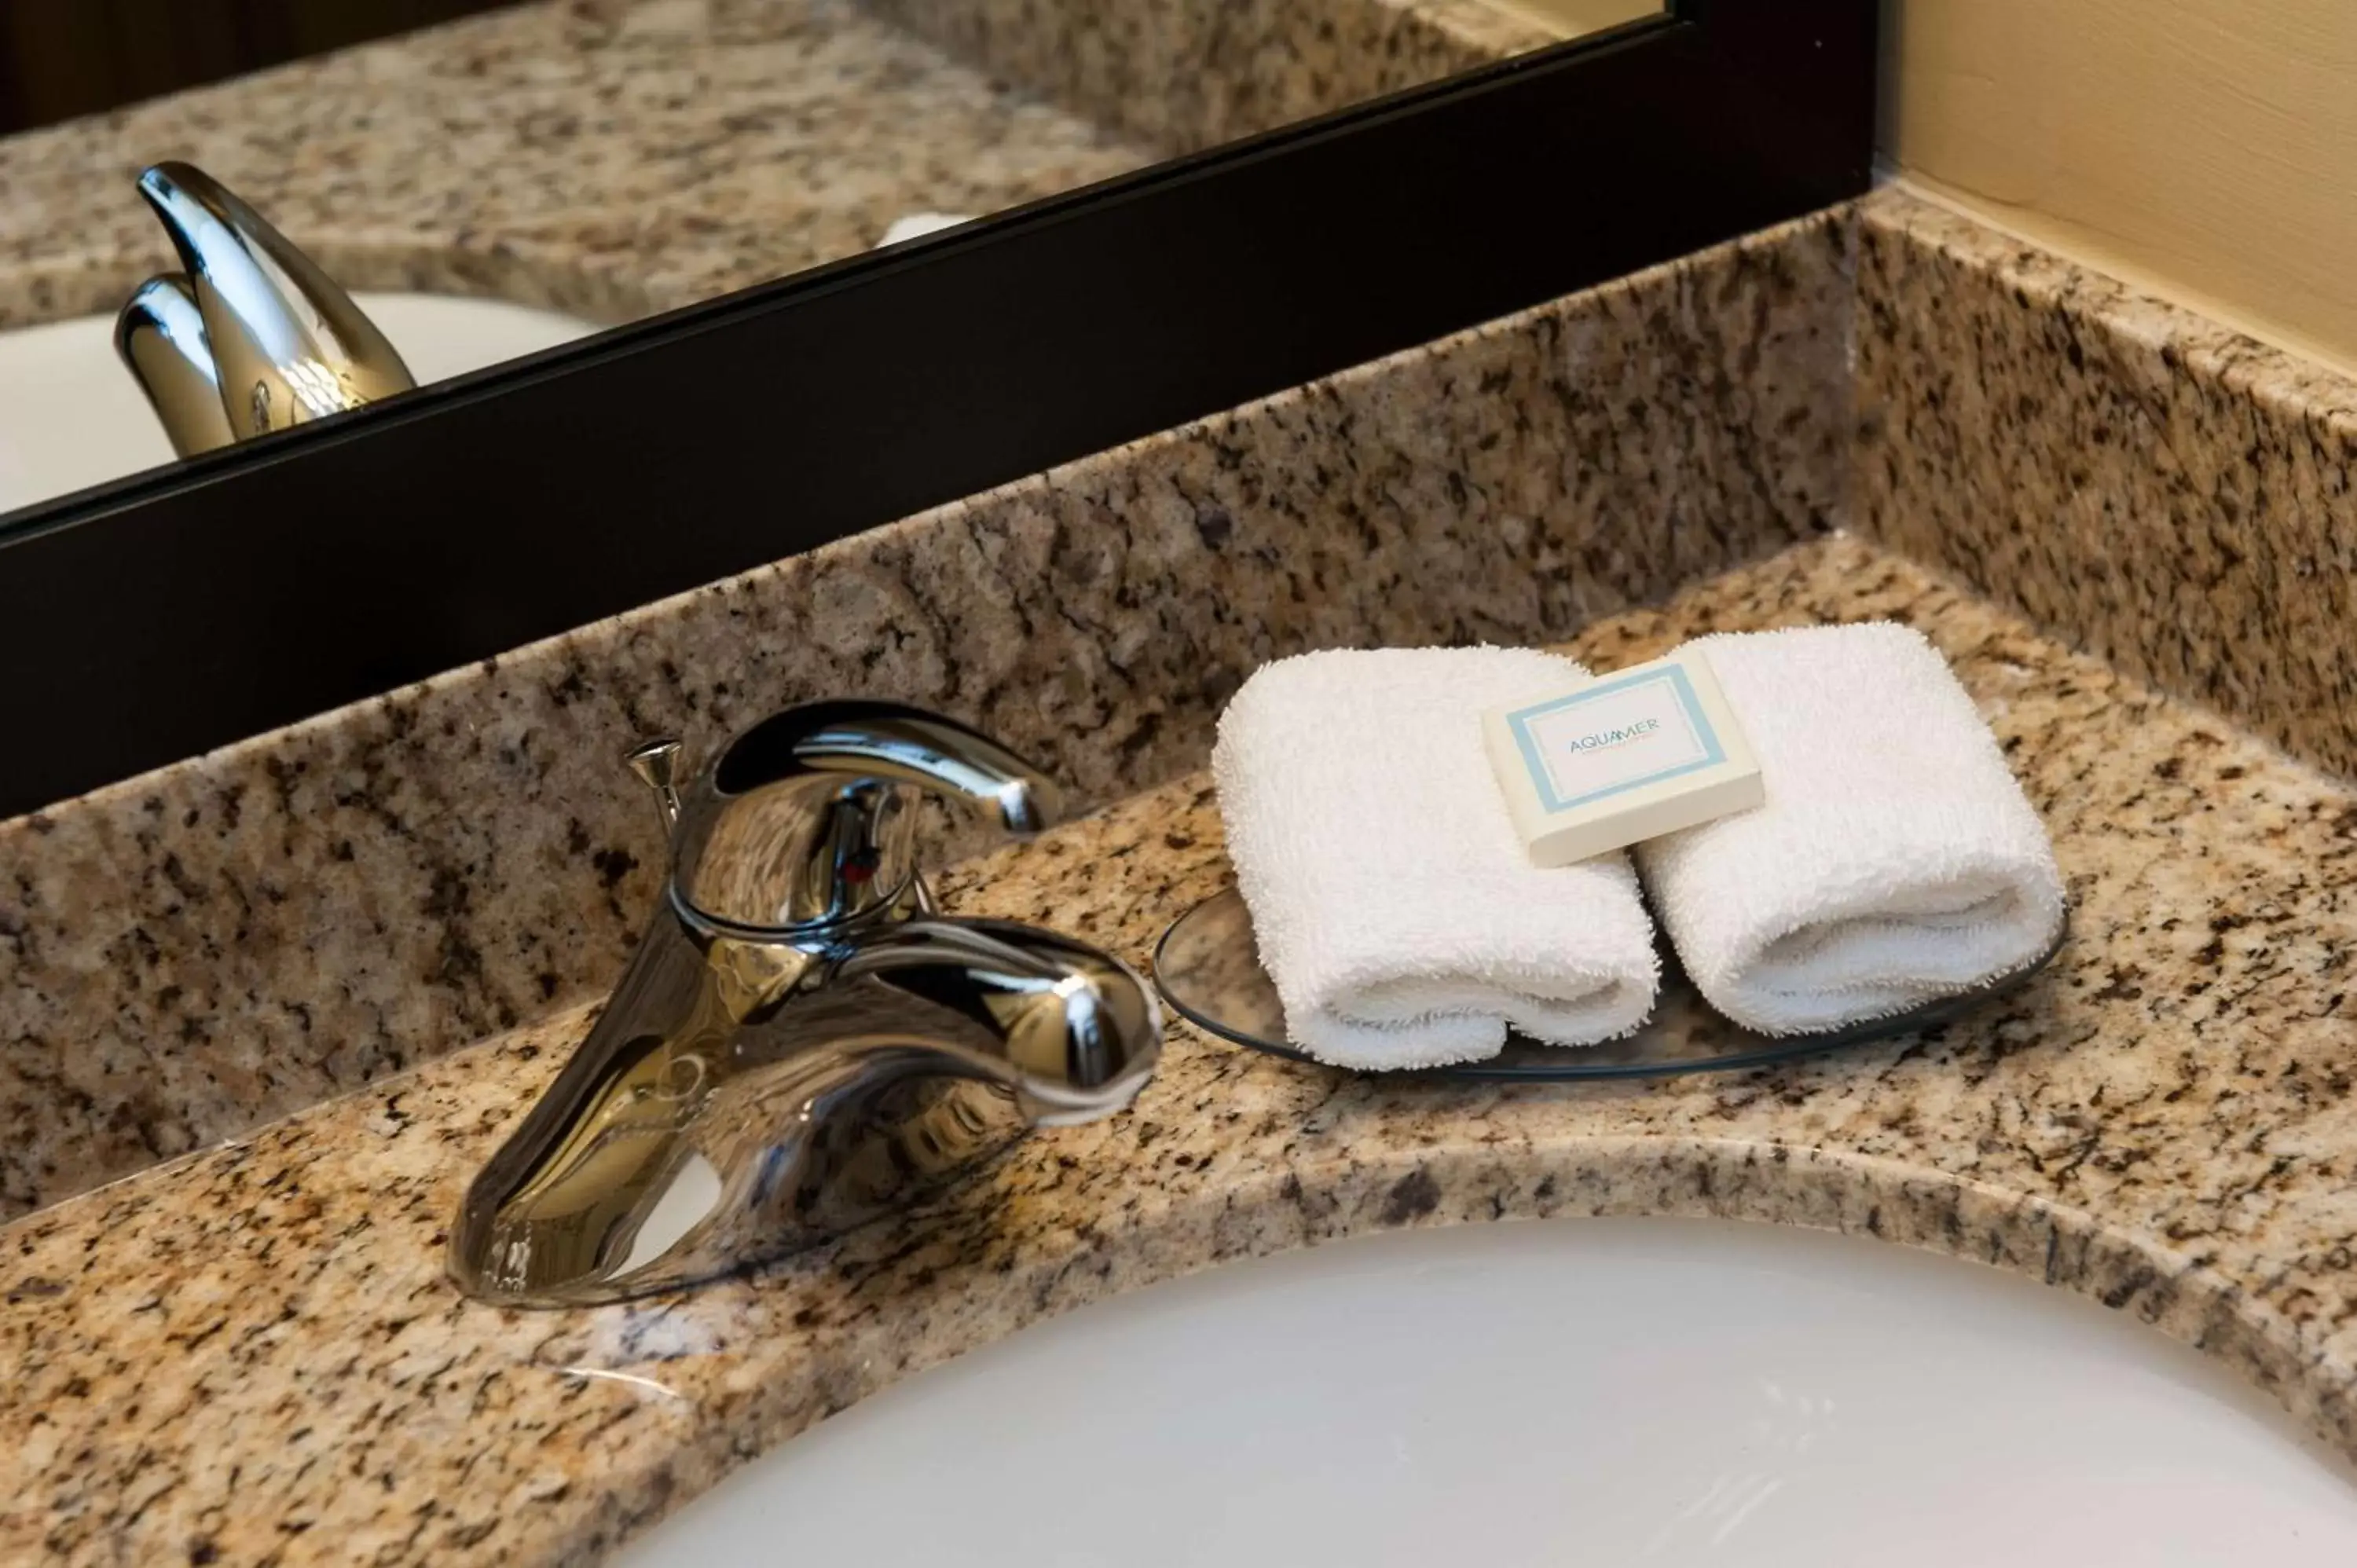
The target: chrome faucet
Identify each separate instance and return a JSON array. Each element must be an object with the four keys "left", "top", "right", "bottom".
[
  {"left": 115, "top": 162, "right": 415, "bottom": 456},
  {"left": 449, "top": 702, "right": 1164, "bottom": 1307}
]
